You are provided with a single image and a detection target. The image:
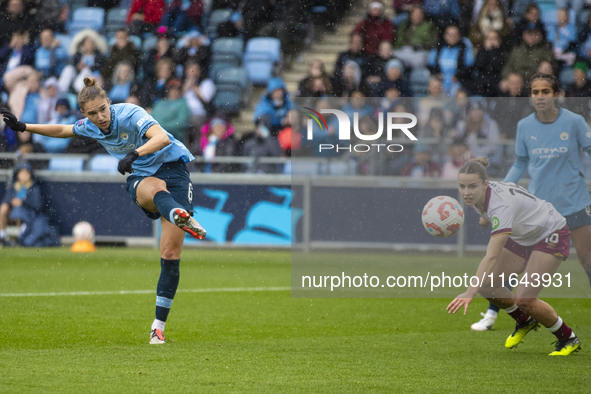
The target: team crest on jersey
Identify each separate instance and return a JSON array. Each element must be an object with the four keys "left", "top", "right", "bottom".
[
  {"left": 560, "top": 132, "right": 569, "bottom": 141},
  {"left": 587, "top": 131, "right": 591, "bottom": 138},
  {"left": 491, "top": 217, "right": 500, "bottom": 230},
  {"left": 120, "top": 133, "right": 129, "bottom": 140}
]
